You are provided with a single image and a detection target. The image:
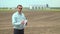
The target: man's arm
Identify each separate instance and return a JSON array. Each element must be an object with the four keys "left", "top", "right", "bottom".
[
  {"left": 12, "top": 15, "right": 21, "bottom": 26},
  {"left": 22, "top": 13, "right": 28, "bottom": 25}
]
